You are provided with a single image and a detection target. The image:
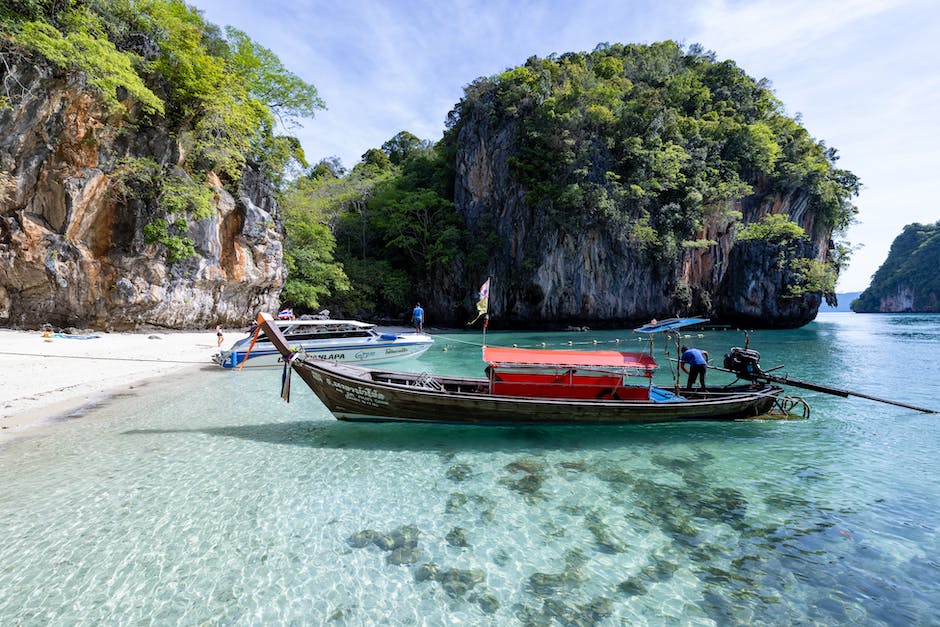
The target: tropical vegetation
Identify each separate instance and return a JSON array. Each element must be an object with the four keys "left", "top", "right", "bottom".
[
  {"left": 3, "top": 2, "right": 862, "bottom": 317},
  {"left": 1, "top": 0, "right": 323, "bottom": 264},
  {"left": 445, "top": 43, "right": 858, "bottom": 281},
  {"left": 291, "top": 42, "right": 859, "bottom": 316},
  {"left": 280, "top": 131, "right": 456, "bottom": 315},
  {"left": 852, "top": 222, "right": 940, "bottom": 312}
]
